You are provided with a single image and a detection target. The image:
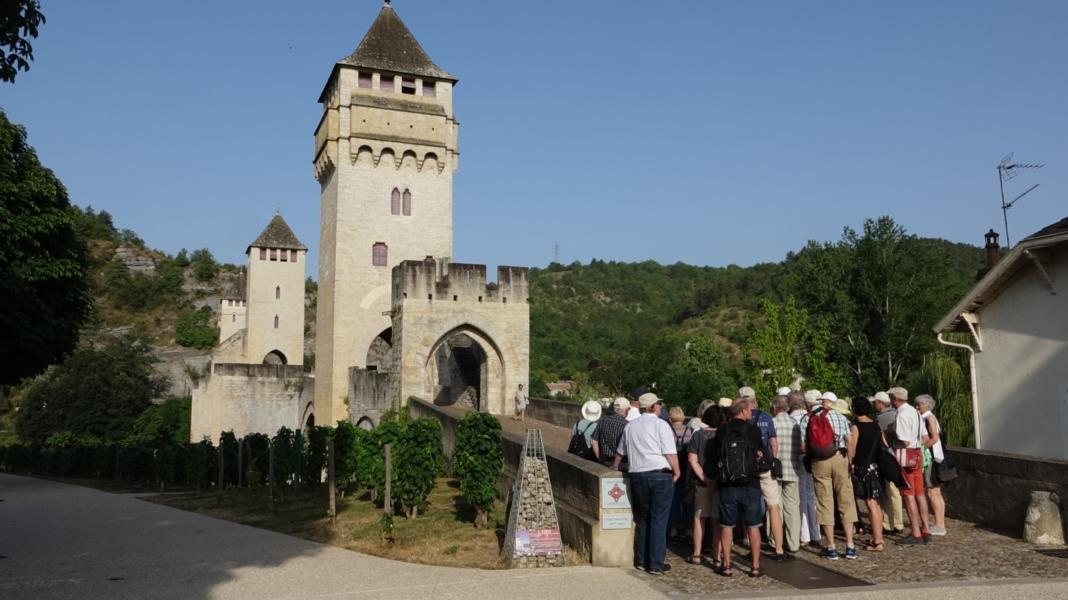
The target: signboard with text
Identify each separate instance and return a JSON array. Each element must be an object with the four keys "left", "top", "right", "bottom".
[{"left": 600, "top": 477, "right": 630, "bottom": 509}]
